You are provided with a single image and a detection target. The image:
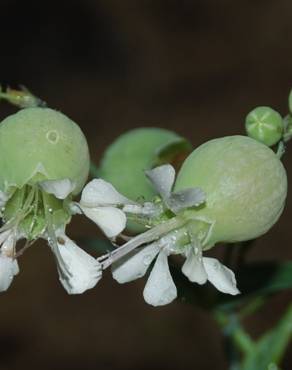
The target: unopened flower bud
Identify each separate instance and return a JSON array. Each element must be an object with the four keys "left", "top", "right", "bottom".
[{"left": 245, "top": 106, "right": 283, "bottom": 147}]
